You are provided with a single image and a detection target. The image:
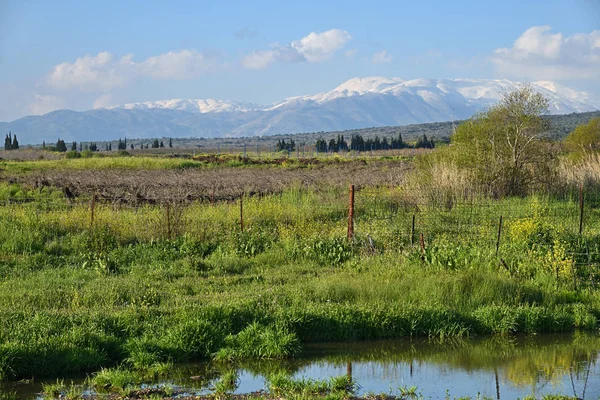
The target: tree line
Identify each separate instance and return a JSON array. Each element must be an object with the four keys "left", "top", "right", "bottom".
[
  {"left": 315, "top": 133, "right": 434, "bottom": 153},
  {"left": 36, "top": 137, "right": 175, "bottom": 152}
]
